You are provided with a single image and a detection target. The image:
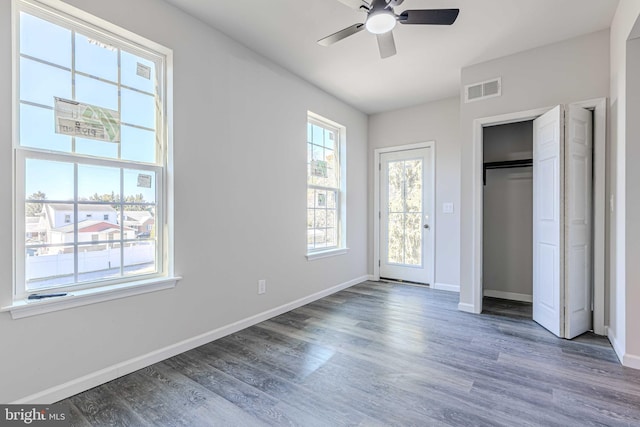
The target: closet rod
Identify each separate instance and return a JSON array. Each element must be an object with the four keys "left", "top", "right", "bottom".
[{"left": 483, "top": 159, "right": 533, "bottom": 185}]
